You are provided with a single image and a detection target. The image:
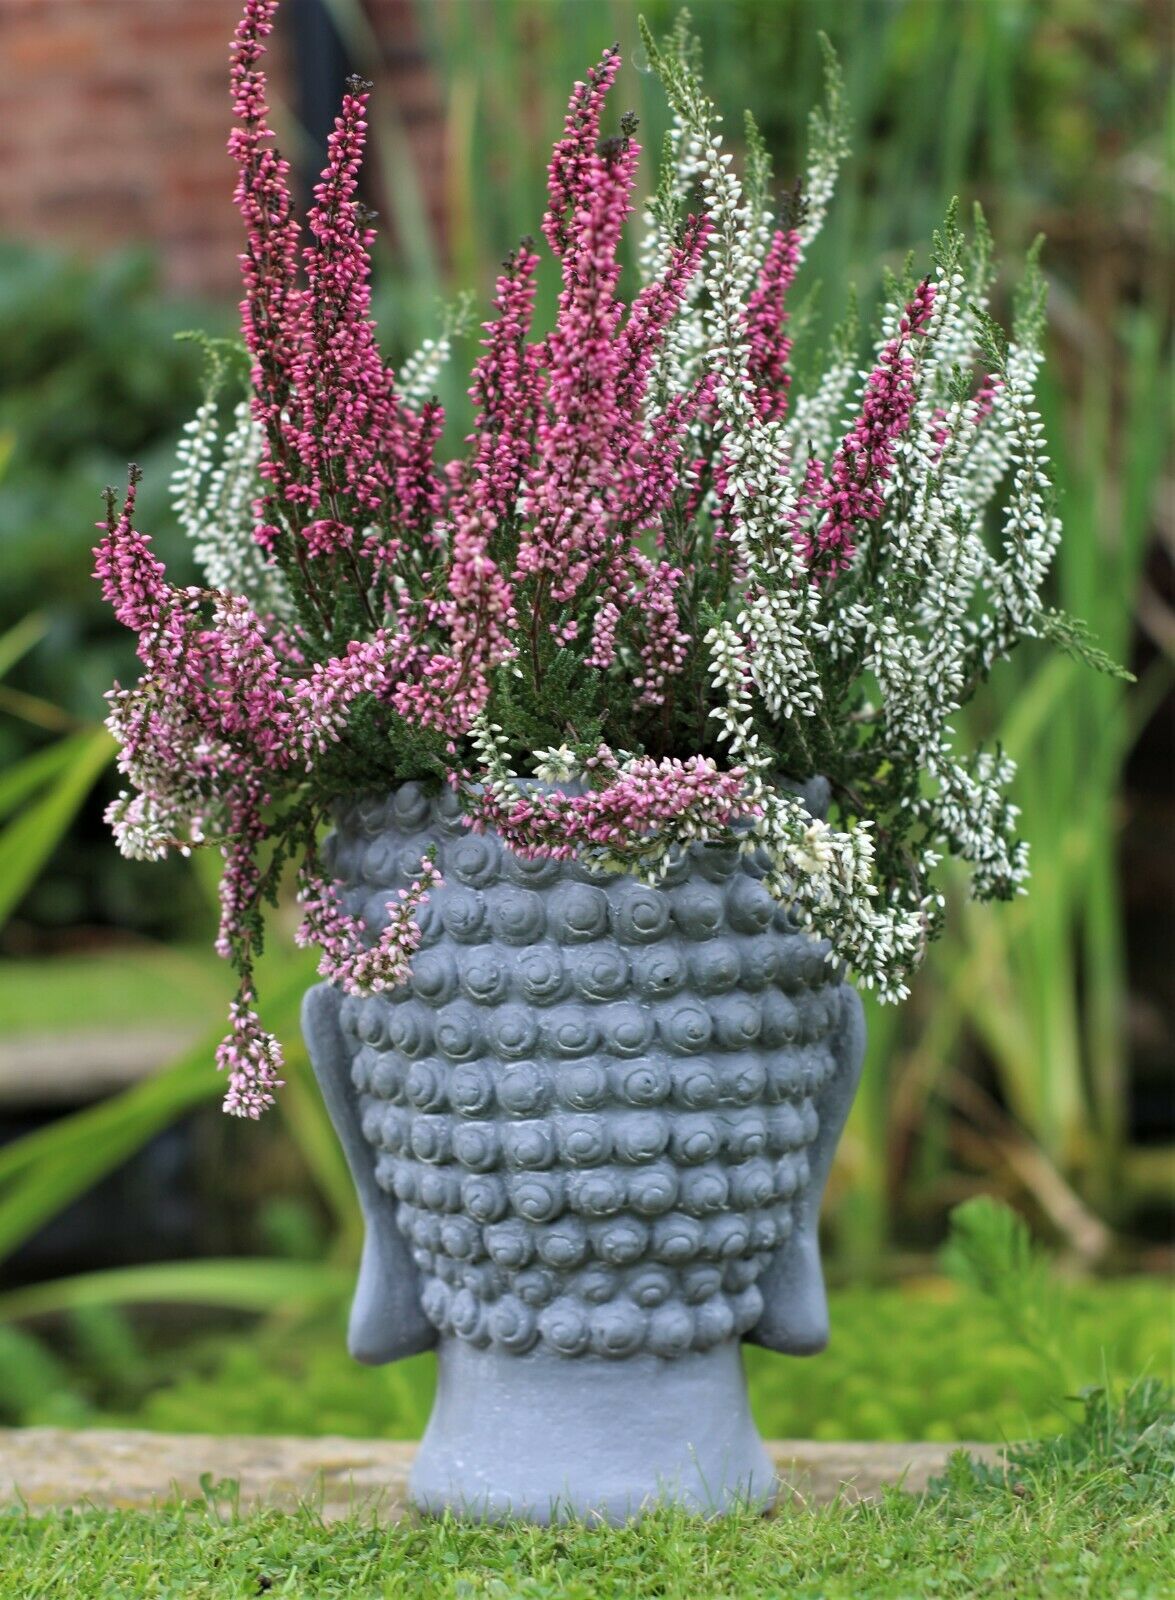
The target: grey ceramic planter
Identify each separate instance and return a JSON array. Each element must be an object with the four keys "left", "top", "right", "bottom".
[{"left": 303, "top": 780, "right": 865, "bottom": 1523}]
